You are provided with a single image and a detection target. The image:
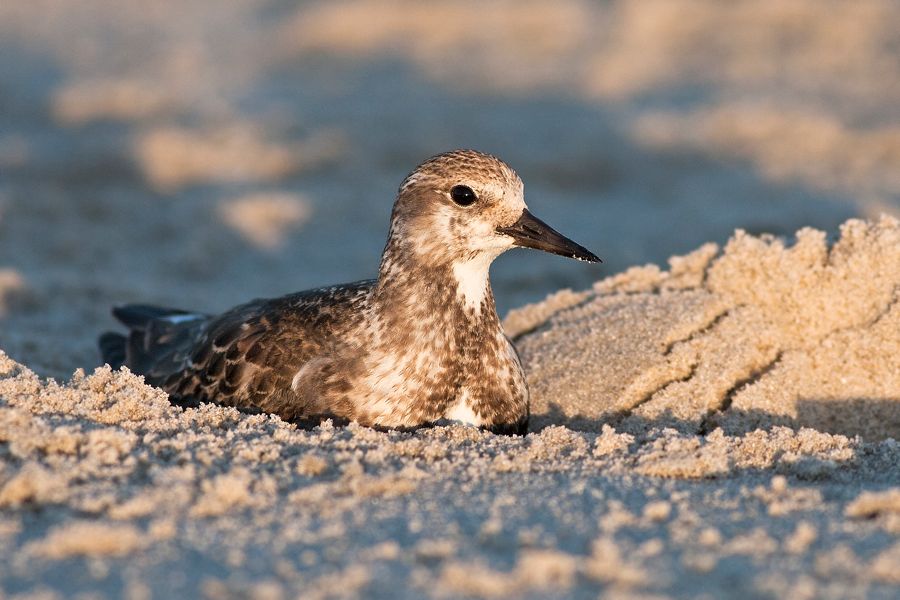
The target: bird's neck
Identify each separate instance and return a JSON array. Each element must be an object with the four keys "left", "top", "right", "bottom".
[{"left": 374, "top": 235, "right": 500, "bottom": 325}]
